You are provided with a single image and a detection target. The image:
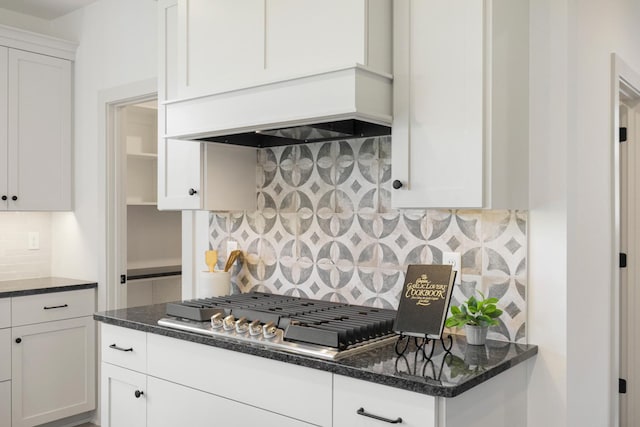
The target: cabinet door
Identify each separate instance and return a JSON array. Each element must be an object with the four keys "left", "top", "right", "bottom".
[
  {"left": 0, "top": 299, "right": 9, "bottom": 330},
  {"left": 333, "top": 375, "right": 436, "bottom": 427},
  {"left": 101, "top": 363, "right": 146, "bottom": 427},
  {"left": 147, "top": 376, "right": 314, "bottom": 427},
  {"left": 12, "top": 316, "right": 95, "bottom": 427},
  {"left": 0, "top": 381, "right": 9, "bottom": 427},
  {"left": 0, "top": 47, "right": 7, "bottom": 210},
  {"left": 392, "top": 0, "right": 484, "bottom": 208},
  {"left": 157, "top": 138, "right": 203, "bottom": 210},
  {"left": 177, "top": 0, "right": 264, "bottom": 99},
  {"left": 265, "top": 0, "right": 366, "bottom": 74},
  {"left": 0, "top": 329, "right": 9, "bottom": 381},
  {"left": 7, "top": 49, "right": 72, "bottom": 211}
]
